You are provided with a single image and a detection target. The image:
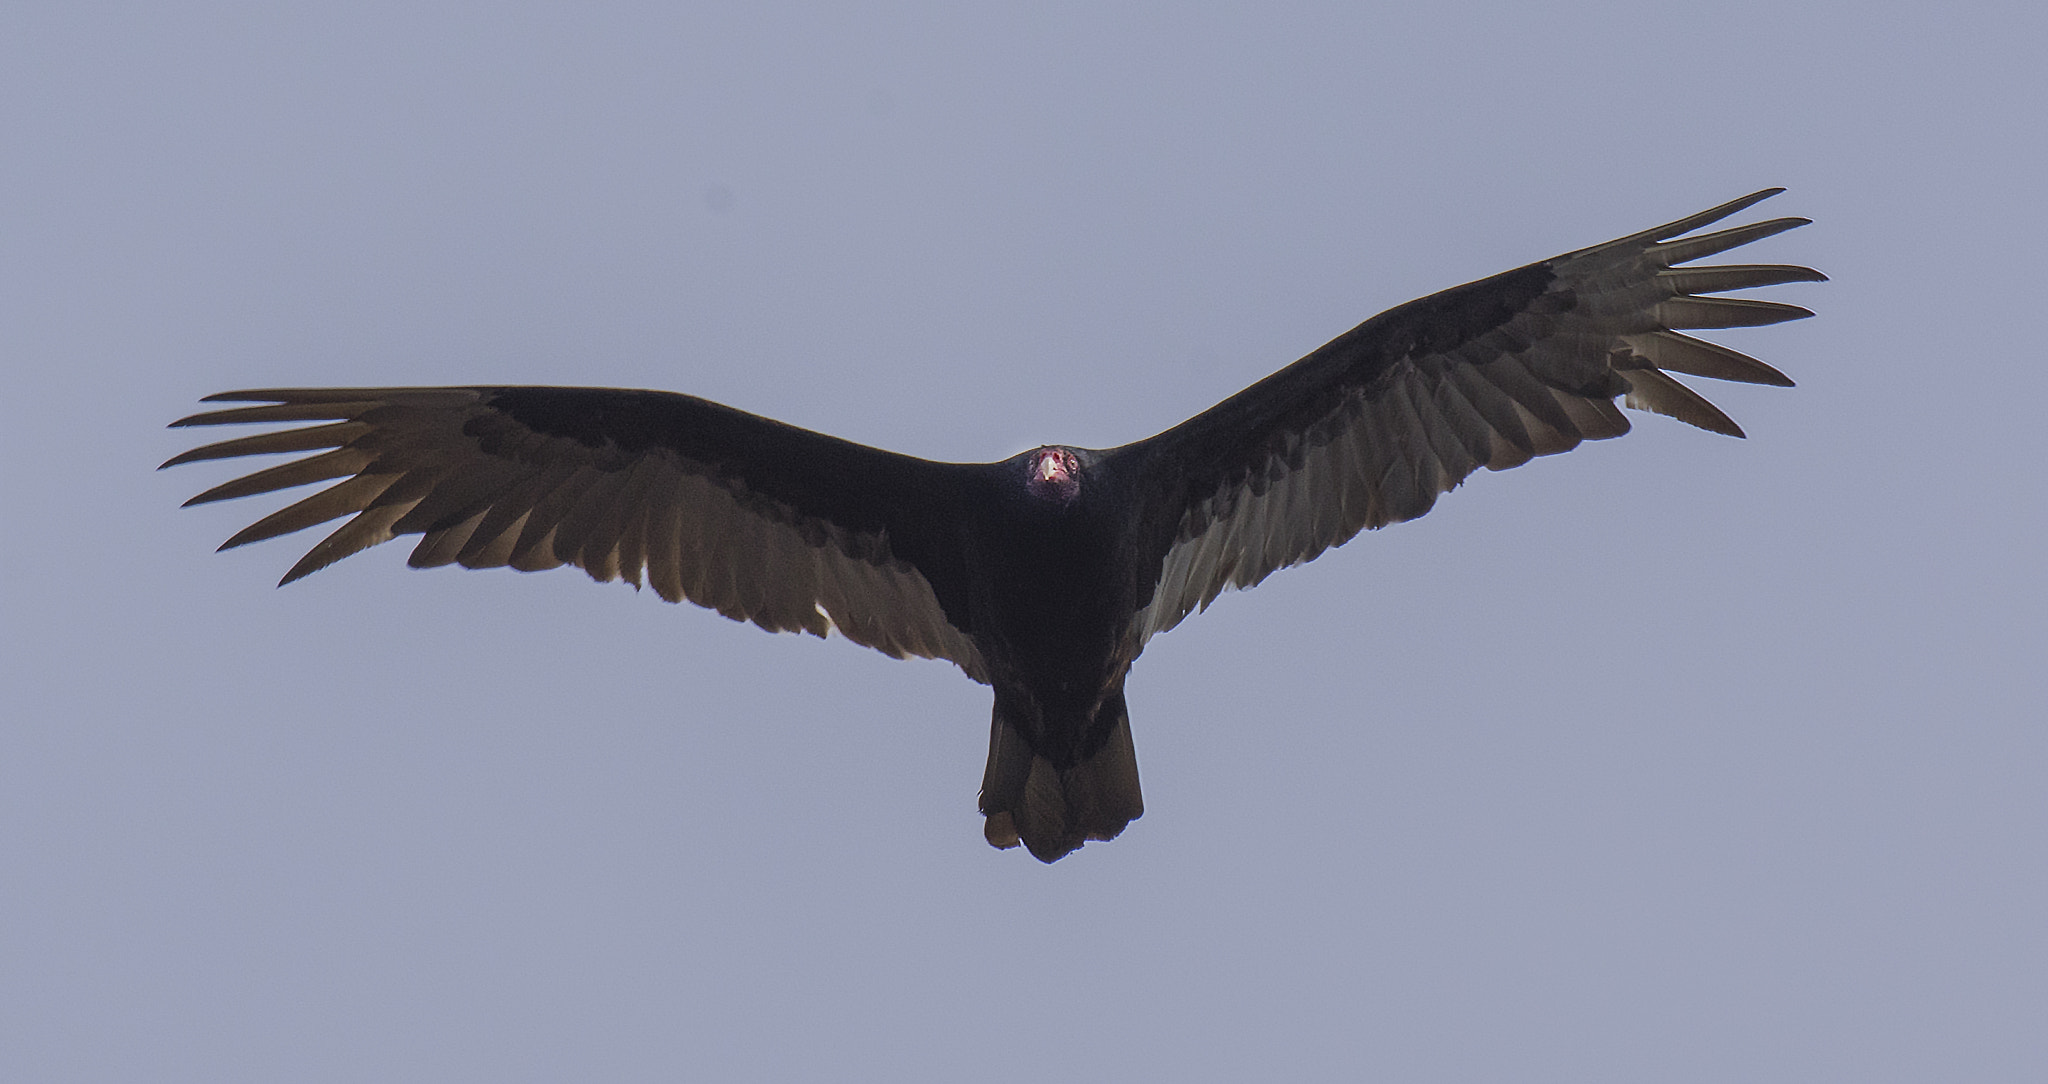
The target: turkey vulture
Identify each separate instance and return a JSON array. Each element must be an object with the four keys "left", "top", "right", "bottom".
[{"left": 165, "top": 189, "right": 1821, "bottom": 862}]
